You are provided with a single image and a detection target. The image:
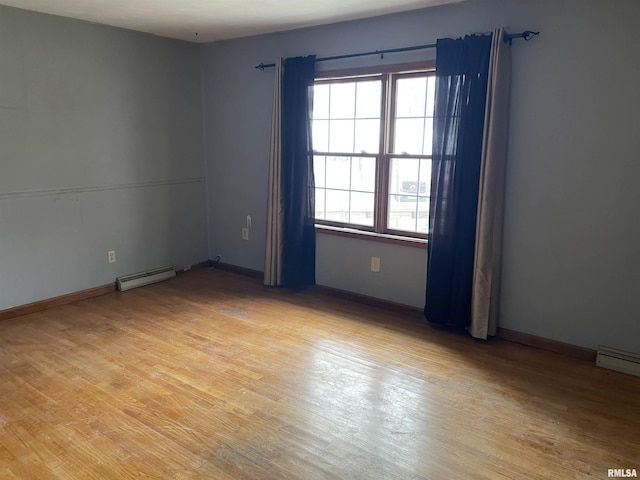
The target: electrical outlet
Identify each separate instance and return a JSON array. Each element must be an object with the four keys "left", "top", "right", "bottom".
[
  {"left": 370, "top": 256, "right": 381, "bottom": 273},
  {"left": 242, "top": 228, "right": 249, "bottom": 240},
  {"left": 108, "top": 250, "right": 116, "bottom": 264}
]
